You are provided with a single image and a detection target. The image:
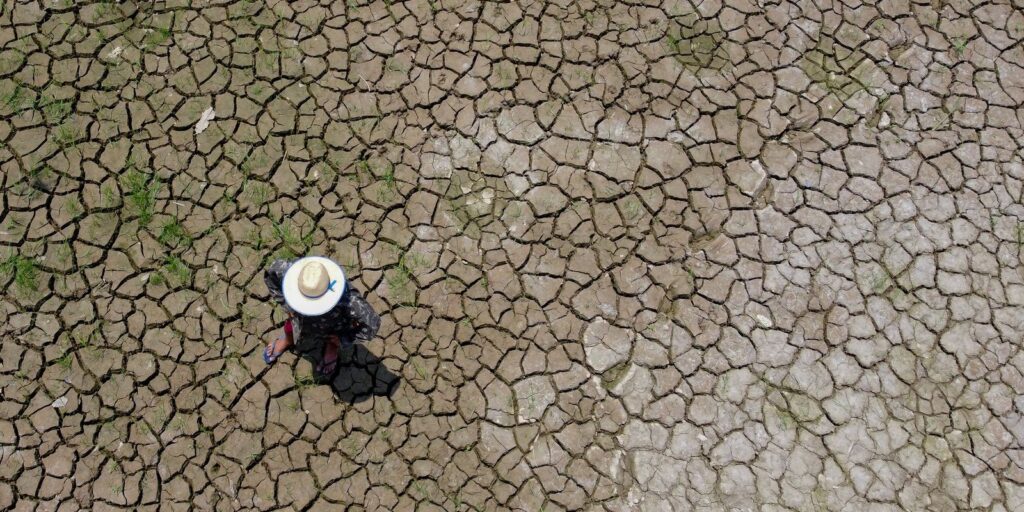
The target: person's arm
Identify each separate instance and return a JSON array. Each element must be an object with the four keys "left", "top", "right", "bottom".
[
  {"left": 344, "top": 288, "right": 380, "bottom": 342},
  {"left": 264, "top": 259, "right": 294, "bottom": 306}
]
